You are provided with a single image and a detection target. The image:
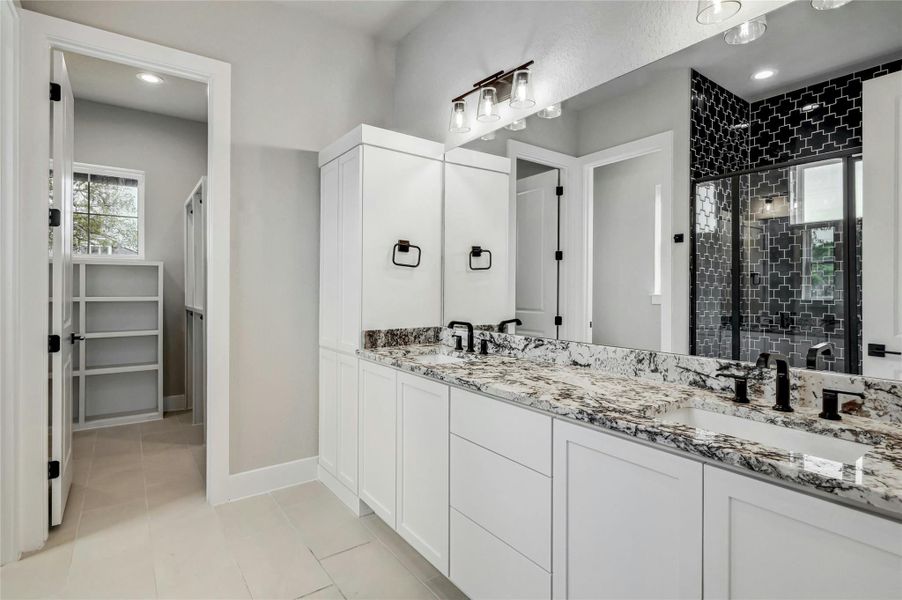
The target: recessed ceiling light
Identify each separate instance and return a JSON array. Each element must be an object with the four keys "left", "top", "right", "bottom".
[
  {"left": 801, "top": 102, "right": 821, "bottom": 112},
  {"left": 752, "top": 69, "right": 775, "bottom": 80},
  {"left": 136, "top": 72, "right": 163, "bottom": 85}
]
